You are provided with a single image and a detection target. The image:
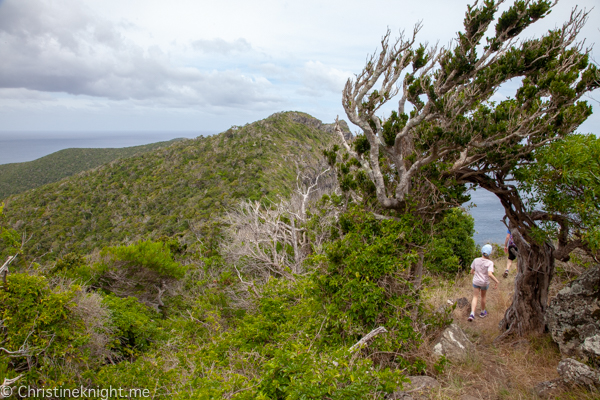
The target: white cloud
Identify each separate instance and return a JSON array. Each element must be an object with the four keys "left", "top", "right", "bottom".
[
  {"left": 299, "top": 61, "right": 351, "bottom": 97},
  {"left": 0, "top": 0, "right": 598, "bottom": 132},
  {"left": 191, "top": 38, "right": 252, "bottom": 55}
]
